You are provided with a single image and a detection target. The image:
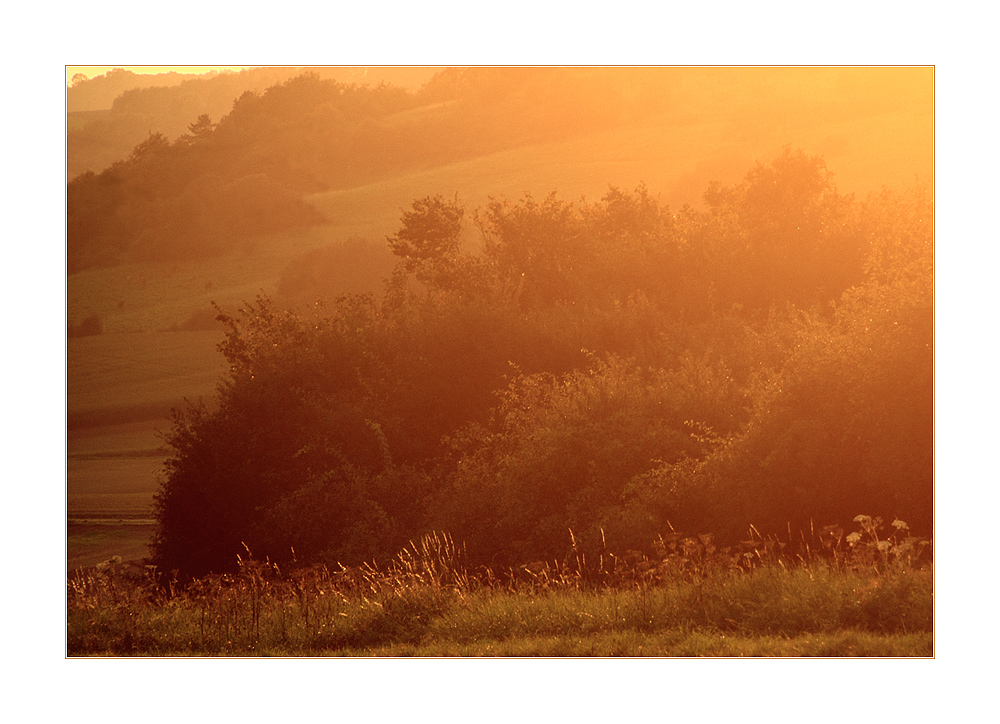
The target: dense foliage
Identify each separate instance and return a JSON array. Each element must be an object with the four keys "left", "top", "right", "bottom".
[{"left": 151, "top": 148, "right": 932, "bottom": 578}]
